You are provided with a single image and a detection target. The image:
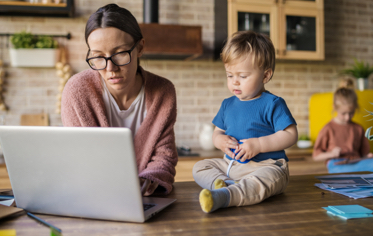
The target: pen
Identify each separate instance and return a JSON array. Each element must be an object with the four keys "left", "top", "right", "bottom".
[
  {"left": 0, "top": 195, "right": 14, "bottom": 200},
  {"left": 26, "top": 212, "right": 62, "bottom": 234}
]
